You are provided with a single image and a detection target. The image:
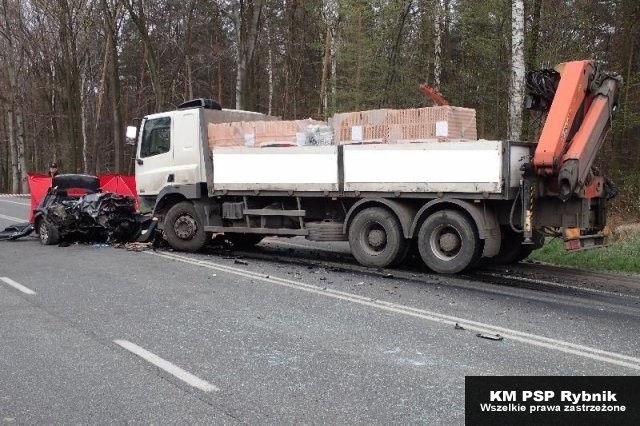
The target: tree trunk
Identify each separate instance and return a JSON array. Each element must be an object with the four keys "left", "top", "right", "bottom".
[
  {"left": 382, "top": 1, "right": 413, "bottom": 106},
  {"left": 233, "top": 0, "right": 264, "bottom": 110},
  {"left": 433, "top": 0, "right": 443, "bottom": 89},
  {"left": 15, "top": 102, "right": 26, "bottom": 192},
  {"left": 6, "top": 108, "right": 18, "bottom": 193},
  {"left": 80, "top": 72, "right": 90, "bottom": 174},
  {"left": 267, "top": 21, "right": 274, "bottom": 116},
  {"left": 508, "top": 0, "right": 525, "bottom": 141},
  {"left": 318, "top": 26, "right": 331, "bottom": 117},
  {"left": 125, "top": 0, "right": 163, "bottom": 110}
]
